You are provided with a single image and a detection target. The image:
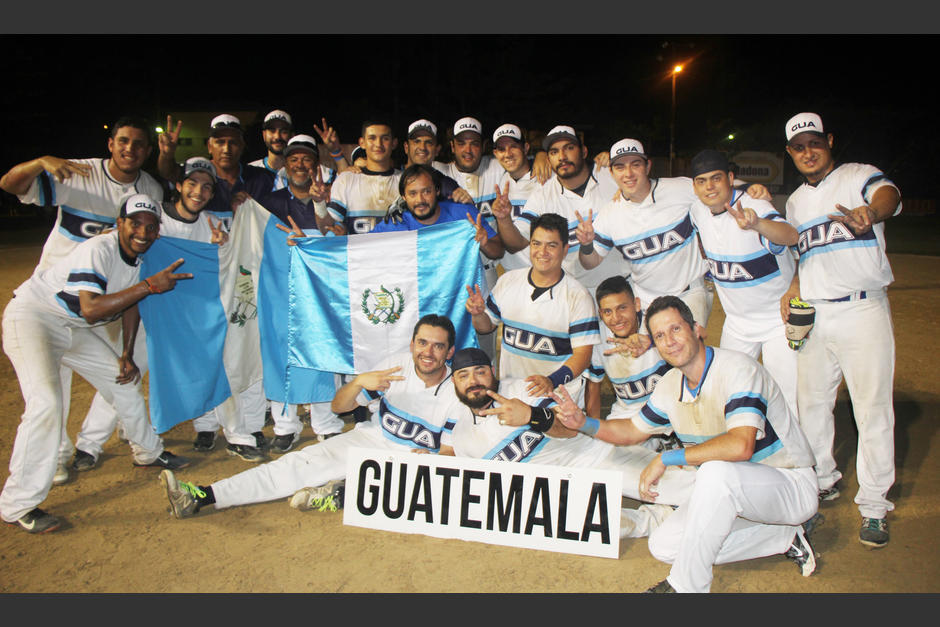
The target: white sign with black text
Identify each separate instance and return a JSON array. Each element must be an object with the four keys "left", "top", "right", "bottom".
[{"left": 343, "top": 448, "right": 623, "bottom": 559}]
